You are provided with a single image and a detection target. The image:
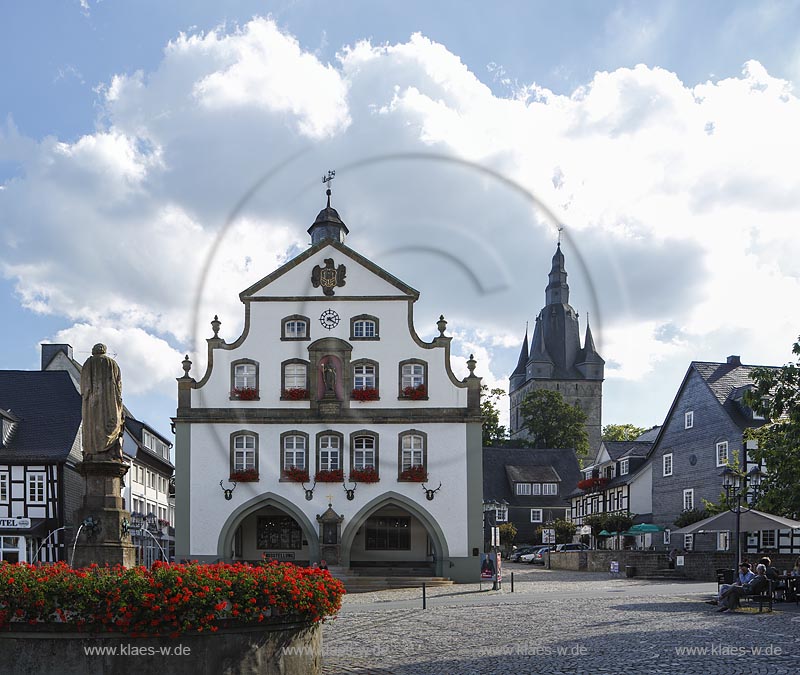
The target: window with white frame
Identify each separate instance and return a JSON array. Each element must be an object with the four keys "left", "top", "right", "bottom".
[
  {"left": 663, "top": 453, "right": 673, "bottom": 477},
  {"left": 685, "top": 411, "right": 693, "bottom": 429},
  {"left": 684, "top": 534, "right": 694, "bottom": 551},
  {"left": 27, "top": 473, "right": 46, "bottom": 504},
  {"left": 515, "top": 482, "right": 532, "bottom": 496},
  {"left": 353, "top": 363, "right": 376, "bottom": 390},
  {"left": 158, "top": 506, "right": 167, "bottom": 523},
  {"left": 717, "top": 531, "right": 730, "bottom": 550},
  {"left": 281, "top": 314, "right": 309, "bottom": 340},
  {"left": 532, "top": 483, "right": 542, "bottom": 495},
  {"left": 352, "top": 435, "right": 376, "bottom": 470},
  {"left": 282, "top": 434, "right": 307, "bottom": 470},
  {"left": 318, "top": 435, "right": 341, "bottom": 471},
  {"left": 663, "top": 529, "right": 671, "bottom": 545},
  {"left": 683, "top": 488, "right": 694, "bottom": 511},
  {"left": 148, "top": 471, "right": 156, "bottom": 489},
  {"left": 495, "top": 505, "right": 508, "bottom": 522},
  {"left": 619, "top": 459, "right": 629, "bottom": 475},
  {"left": 132, "top": 497, "right": 144, "bottom": 514},
  {"left": 0, "top": 472, "right": 8, "bottom": 503},
  {"left": 283, "top": 362, "right": 307, "bottom": 390},
  {"left": 232, "top": 433, "right": 257, "bottom": 472},
  {"left": 400, "top": 362, "right": 425, "bottom": 389},
  {"left": 142, "top": 430, "right": 170, "bottom": 459},
  {"left": 530, "top": 509, "right": 543, "bottom": 523},
  {"left": 716, "top": 441, "right": 729, "bottom": 467},
  {"left": 352, "top": 317, "right": 378, "bottom": 339},
  {"left": 400, "top": 433, "right": 425, "bottom": 471},
  {"left": 233, "top": 362, "right": 257, "bottom": 389},
  {"left": 542, "top": 483, "right": 558, "bottom": 495},
  {"left": 761, "top": 530, "right": 776, "bottom": 548}
]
